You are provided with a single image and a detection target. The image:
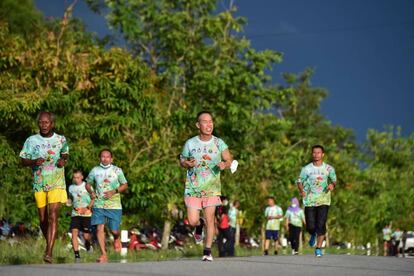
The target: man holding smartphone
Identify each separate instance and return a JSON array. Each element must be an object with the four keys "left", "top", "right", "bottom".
[{"left": 179, "top": 111, "right": 233, "bottom": 261}]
